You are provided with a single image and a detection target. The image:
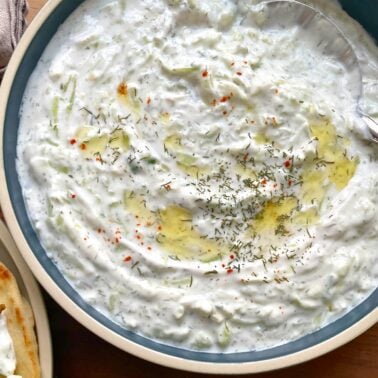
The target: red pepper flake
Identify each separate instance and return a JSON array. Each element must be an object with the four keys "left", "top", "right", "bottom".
[
  {"left": 69, "top": 193, "right": 76, "bottom": 199},
  {"left": 221, "top": 263, "right": 225, "bottom": 268},
  {"left": 117, "top": 82, "right": 128, "bottom": 96},
  {"left": 163, "top": 183, "right": 172, "bottom": 191},
  {"left": 202, "top": 70, "right": 208, "bottom": 78},
  {"left": 69, "top": 138, "right": 77, "bottom": 145},
  {"left": 227, "top": 268, "right": 233, "bottom": 274},
  {"left": 288, "top": 179, "right": 293, "bottom": 186},
  {"left": 220, "top": 95, "right": 231, "bottom": 103},
  {"left": 80, "top": 143, "right": 87, "bottom": 151},
  {"left": 223, "top": 111, "right": 228, "bottom": 116},
  {"left": 146, "top": 97, "right": 151, "bottom": 105},
  {"left": 136, "top": 235, "right": 141, "bottom": 240},
  {"left": 97, "top": 228, "right": 102, "bottom": 233},
  {"left": 123, "top": 256, "right": 132, "bottom": 262},
  {"left": 243, "top": 152, "right": 249, "bottom": 162},
  {"left": 229, "top": 254, "right": 235, "bottom": 260},
  {"left": 261, "top": 178, "right": 267, "bottom": 185},
  {"left": 147, "top": 246, "right": 152, "bottom": 251},
  {"left": 236, "top": 71, "right": 242, "bottom": 76},
  {"left": 157, "top": 225, "right": 162, "bottom": 231},
  {"left": 284, "top": 159, "right": 291, "bottom": 168}
]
